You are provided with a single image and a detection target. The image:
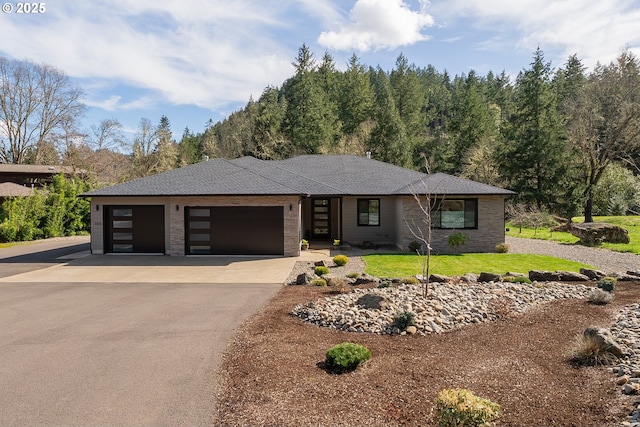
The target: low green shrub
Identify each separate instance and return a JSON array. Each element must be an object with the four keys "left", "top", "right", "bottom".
[
  {"left": 310, "top": 278, "right": 327, "bottom": 287},
  {"left": 392, "top": 311, "right": 416, "bottom": 330},
  {"left": 596, "top": 276, "right": 617, "bottom": 292},
  {"left": 502, "top": 275, "right": 532, "bottom": 284},
  {"left": 333, "top": 254, "right": 349, "bottom": 266},
  {"left": 435, "top": 388, "right": 501, "bottom": 427},
  {"left": 401, "top": 276, "right": 420, "bottom": 284},
  {"left": 325, "top": 342, "right": 371, "bottom": 372},
  {"left": 447, "top": 231, "right": 469, "bottom": 252},
  {"left": 377, "top": 281, "right": 391, "bottom": 288},
  {"left": 408, "top": 240, "right": 422, "bottom": 253},
  {"left": 346, "top": 272, "right": 360, "bottom": 279},
  {"left": 314, "top": 265, "right": 330, "bottom": 275},
  {"left": 588, "top": 288, "right": 614, "bottom": 305},
  {"left": 495, "top": 243, "right": 509, "bottom": 253}
]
